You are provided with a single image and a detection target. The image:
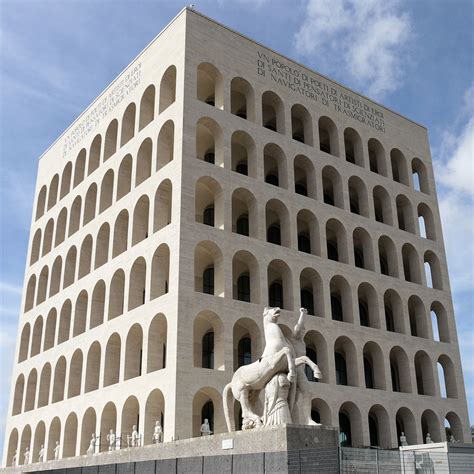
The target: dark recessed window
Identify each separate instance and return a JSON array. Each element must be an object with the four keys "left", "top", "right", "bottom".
[
  {"left": 327, "top": 241, "right": 338, "bottom": 261},
  {"left": 295, "top": 182, "right": 307, "bottom": 196},
  {"left": 202, "top": 331, "right": 214, "bottom": 369},
  {"left": 238, "top": 337, "right": 252, "bottom": 367},
  {"left": 354, "top": 248, "right": 364, "bottom": 269},
  {"left": 265, "top": 174, "right": 279, "bottom": 186},
  {"left": 236, "top": 215, "right": 249, "bottom": 236},
  {"left": 385, "top": 307, "right": 395, "bottom": 332},
  {"left": 359, "top": 301, "right": 369, "bottom": 327},
  {"left": 331, "top": 294, "right": 343, "bottom": 321},
  {"left": 236, "top": 162, "right": 248, "bottom": 175},
  {"left": 203, "top": 206, "right": 214, "bottom": 227},
  {"left": 203, "top": 267, "right": 214, "bottom": 295},
  {"left": 335, "top": 352, "right": 347, "bottom": 385},
  {"left": 298, "top": 234, "right": 311, "bottom": 254},
  {"left": 237, "top": 274, "right": 251, "bottom": 302},
  {"left": 204, "top": 152, "right": 215, "bottom": 164},
  {"left": 267, "top": 225, "right": 281, "bottom": 245},
  {"left": 269, "top": 281, "right": 283, "bottom": 308},
  {"left": 300, "top": 289, "right": 314, "bottom": 315}
]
